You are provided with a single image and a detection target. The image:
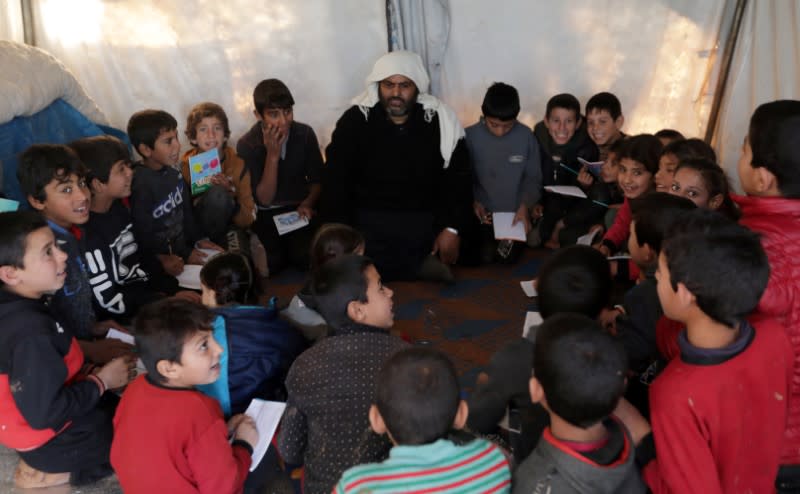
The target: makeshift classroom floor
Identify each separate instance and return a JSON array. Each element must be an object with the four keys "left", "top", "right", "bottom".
[{"left": 0, "top": 247, "right": 551, "bottom": 493}]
